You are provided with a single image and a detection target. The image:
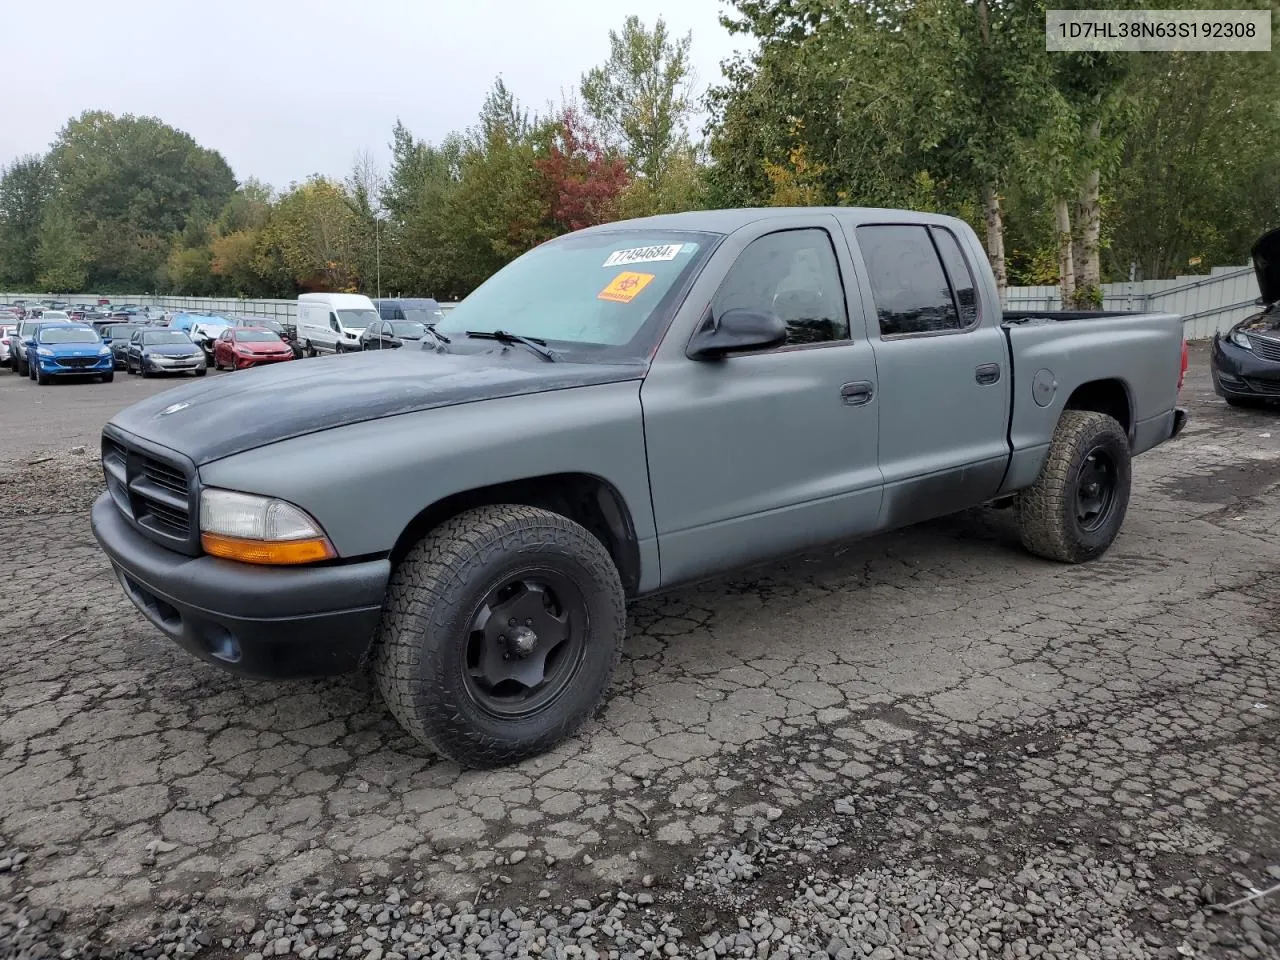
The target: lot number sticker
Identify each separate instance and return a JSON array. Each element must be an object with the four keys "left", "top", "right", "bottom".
[
  {"left": 602, "top": 244, "right": 684, "bottom": 267},
  {"left": 598, "top": 272, "right": 656, "bottom": 303}
]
